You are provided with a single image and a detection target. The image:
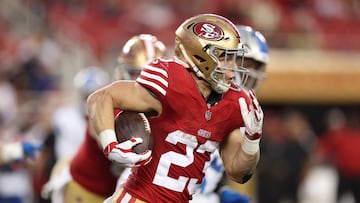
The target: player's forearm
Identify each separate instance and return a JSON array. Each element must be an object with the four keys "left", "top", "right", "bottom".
[
  {"left": 225, "top": 149, "right": 259, "bottom": 184},
  {"left": 220, "top": 142, "right": 260, "bottom": 183},
  {"left": 220, "top": 128, "right": 261, "bottom": 184},
  {"left": 87, "top": 89, "right": 116, "bottom": 135}
]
